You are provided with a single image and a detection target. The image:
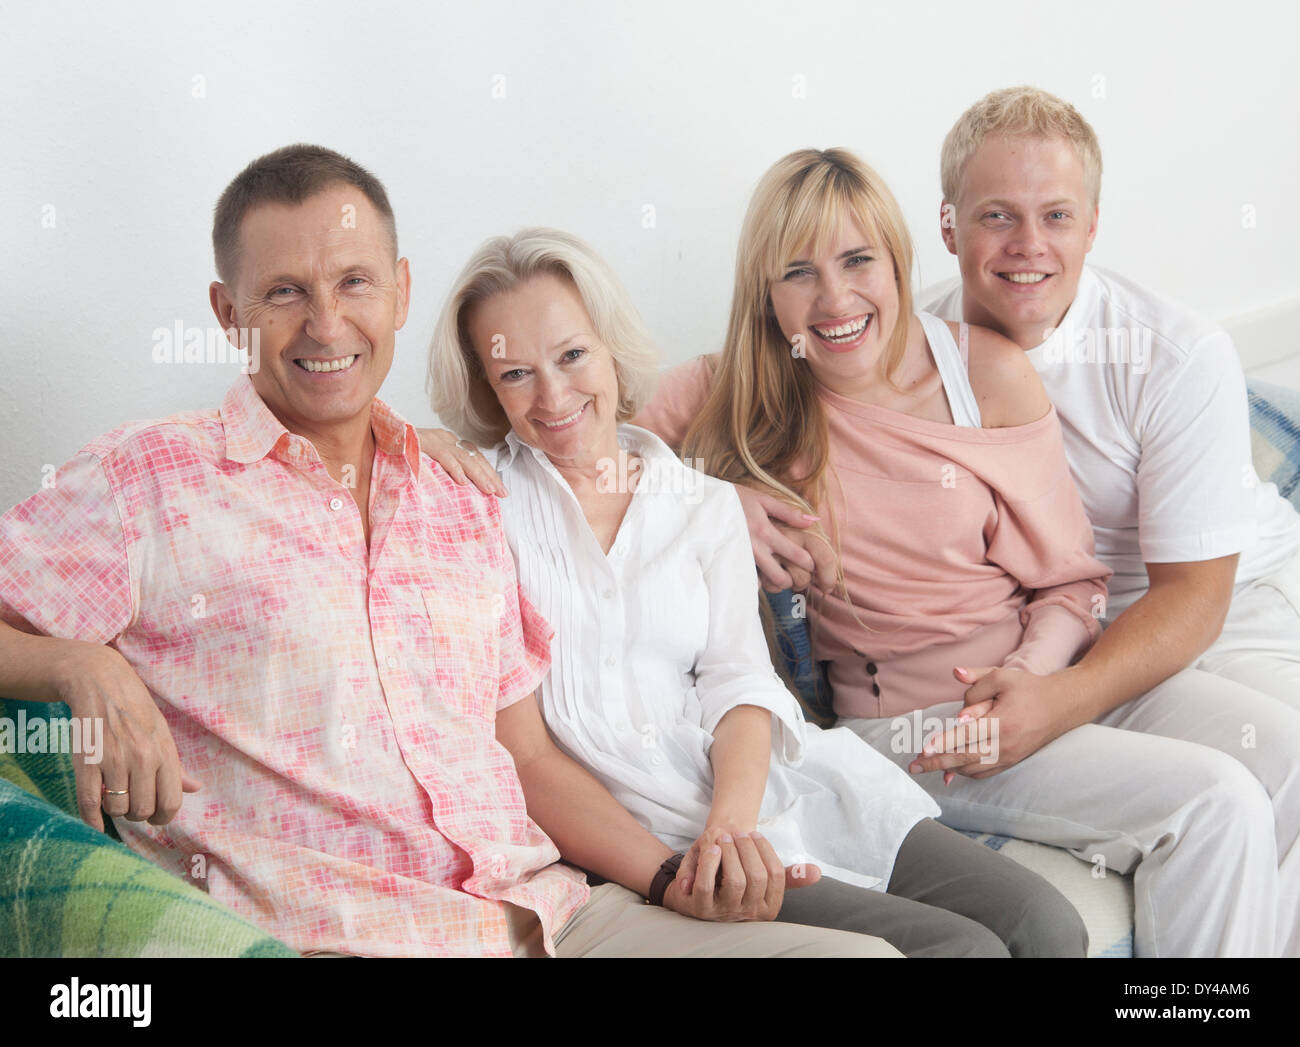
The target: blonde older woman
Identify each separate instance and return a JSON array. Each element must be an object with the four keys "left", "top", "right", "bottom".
[{"left": 421, "top": 227, "right": 1086, "bottom": 956}]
